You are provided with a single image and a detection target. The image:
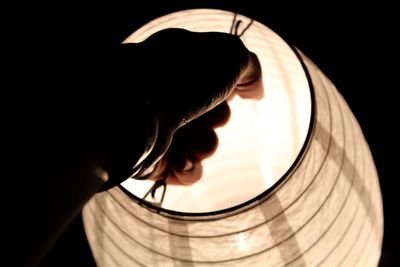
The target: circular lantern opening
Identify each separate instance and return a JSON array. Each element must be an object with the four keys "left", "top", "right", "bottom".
[{"left": 120, "top": 9, "right": 312, "bottom": 214}]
